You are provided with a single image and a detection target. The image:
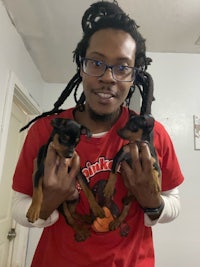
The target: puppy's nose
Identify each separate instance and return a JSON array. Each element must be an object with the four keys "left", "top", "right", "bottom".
[
  {"left": 66, "top": 152, "right": 73, "bottom": 158},
  {"left": 64, "top": 147, "right": 75, "bottom": 158}
]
